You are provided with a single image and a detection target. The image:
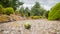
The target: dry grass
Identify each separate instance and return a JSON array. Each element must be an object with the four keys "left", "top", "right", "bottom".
[{"left": 0, "top": 15, "right": 9, "bottom": 23}]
